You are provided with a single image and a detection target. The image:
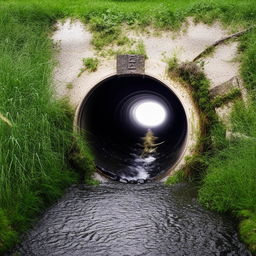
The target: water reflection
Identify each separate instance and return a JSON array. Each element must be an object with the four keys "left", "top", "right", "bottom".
[{"left": 16, "top": 183, "right": 251, "bottom": 256}]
